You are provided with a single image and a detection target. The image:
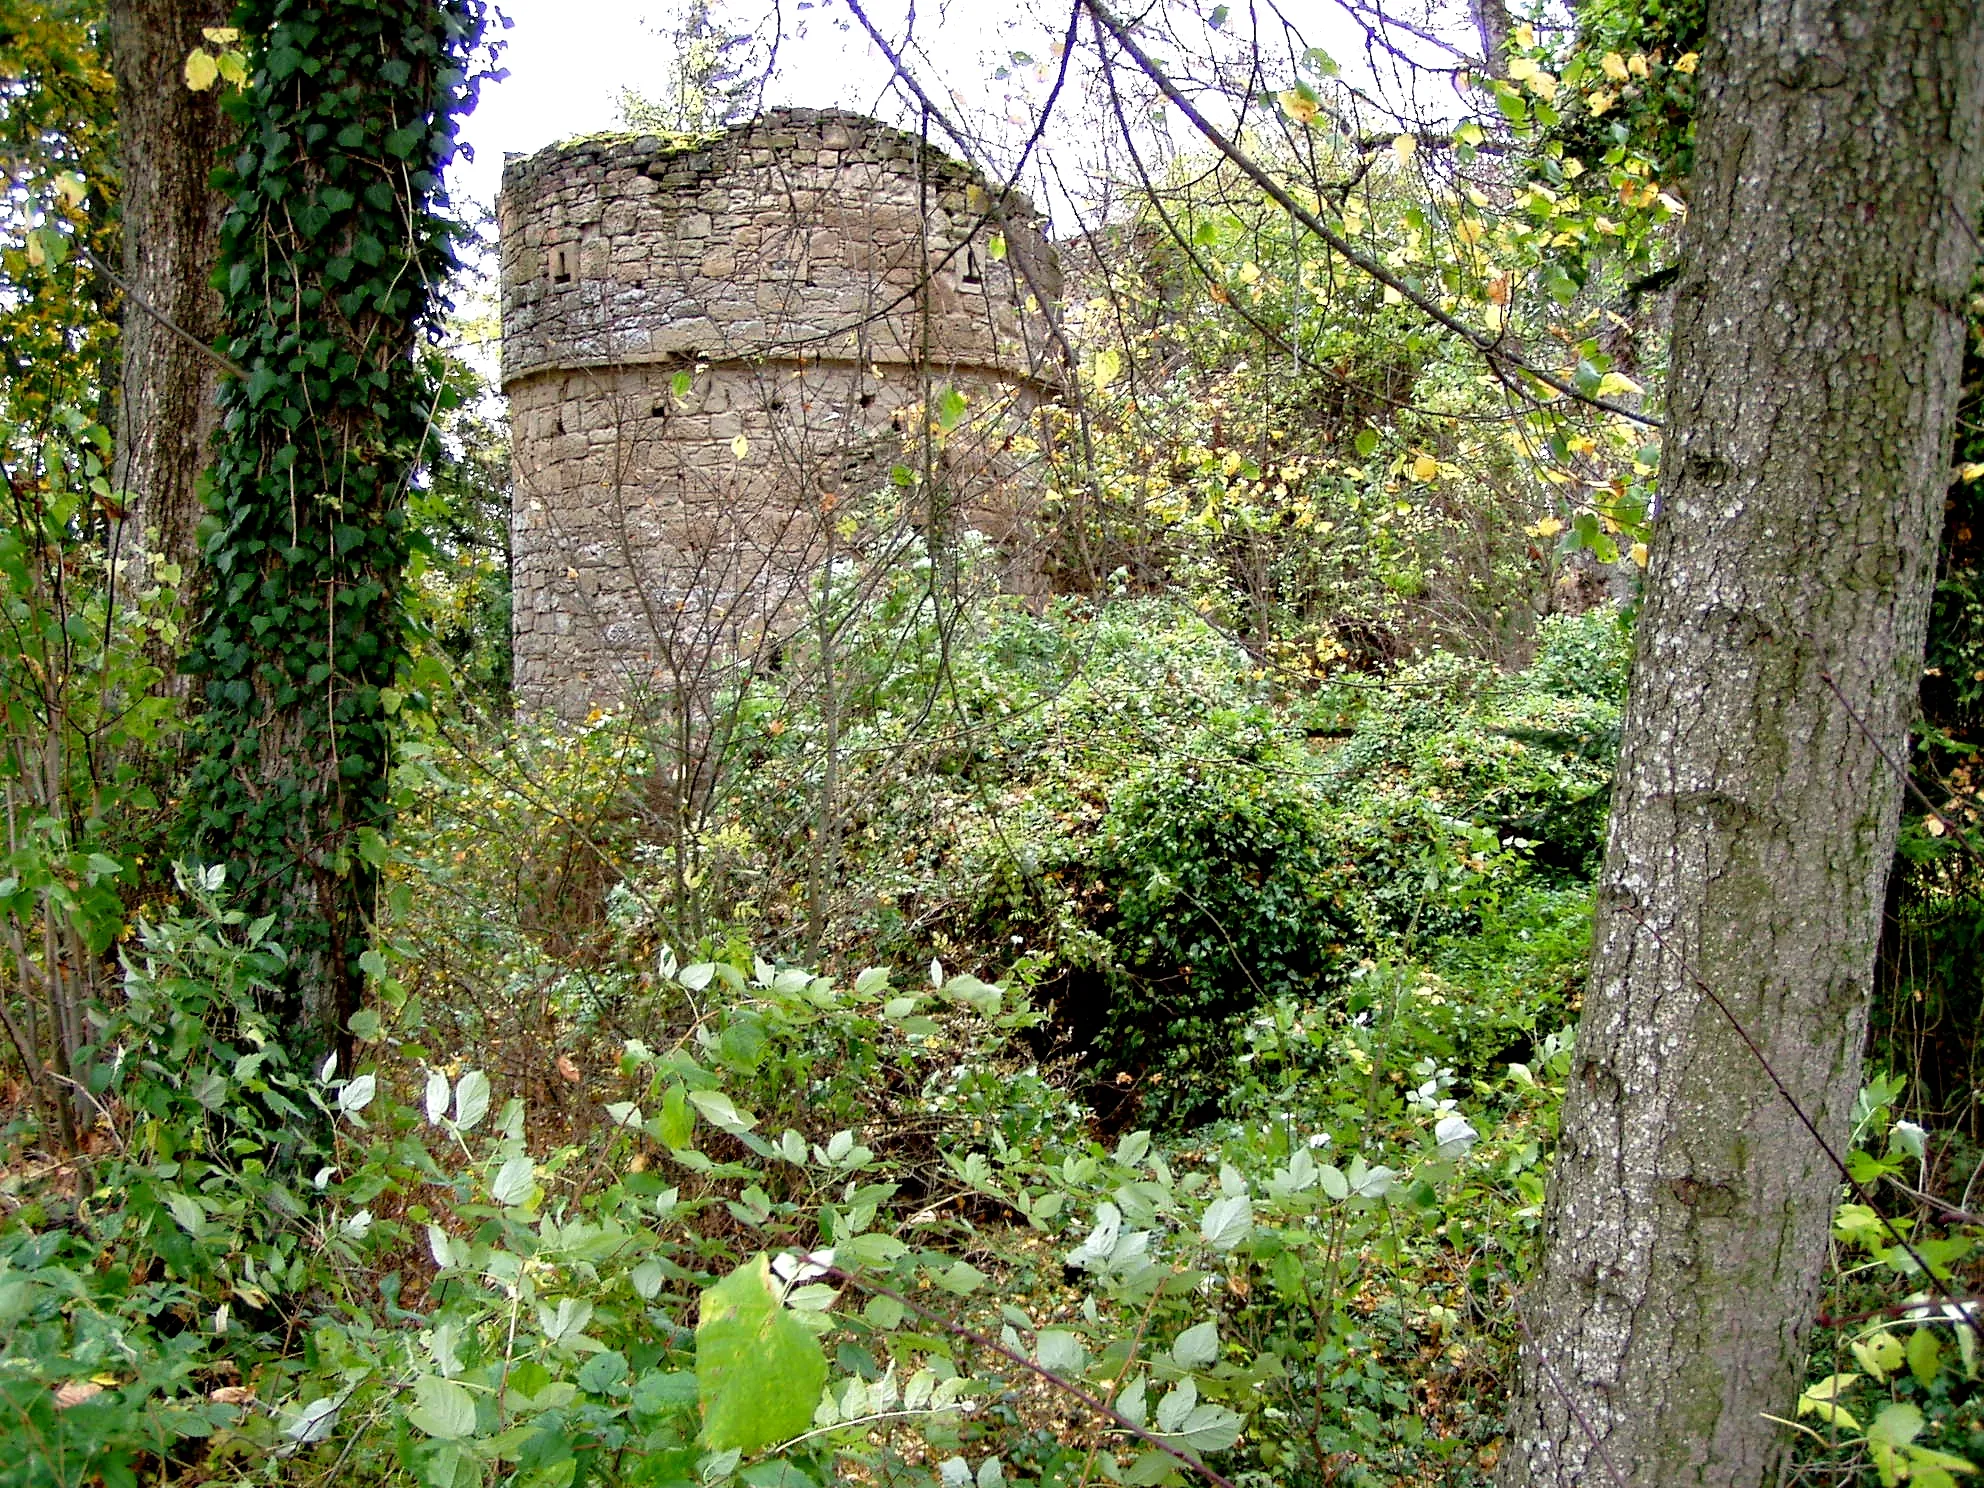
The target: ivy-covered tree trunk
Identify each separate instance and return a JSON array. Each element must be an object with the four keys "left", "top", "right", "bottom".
[
  {"left": 106, "top": 0, "right": 231, "bottom": 594},
  {"left": 1500, "top": 1, "right": 1984, "bottom": 1485},
  {"left": 183, "top": 0, "right": 484, "bottom": 1066}
]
